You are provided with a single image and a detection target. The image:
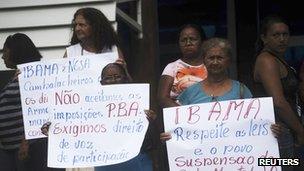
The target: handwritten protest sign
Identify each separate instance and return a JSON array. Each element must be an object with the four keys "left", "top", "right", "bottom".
[
  {"left": 47, "top": 84, "right": 149, "bottom": 168},
  {"left": 17, "top": 52, "right": 117, "bottom": 139},
  {"left": 163, "top": 97, "right": 281, "bottom": 171}
]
